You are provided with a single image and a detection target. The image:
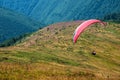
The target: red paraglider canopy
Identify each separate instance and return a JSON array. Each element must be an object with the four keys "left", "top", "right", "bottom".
[{"left": 73, "top": 19, "right": 105, "bottom": 43}]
